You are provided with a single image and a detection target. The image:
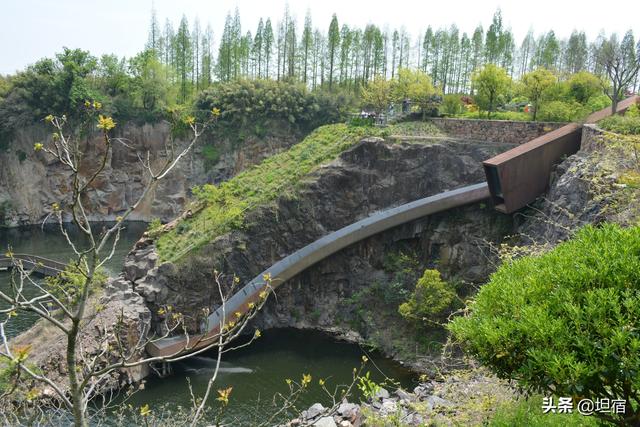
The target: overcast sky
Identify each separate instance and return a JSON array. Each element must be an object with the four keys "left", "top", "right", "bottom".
[{"left": 1, "top": 0, "right": 638, "bottom": 75}]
